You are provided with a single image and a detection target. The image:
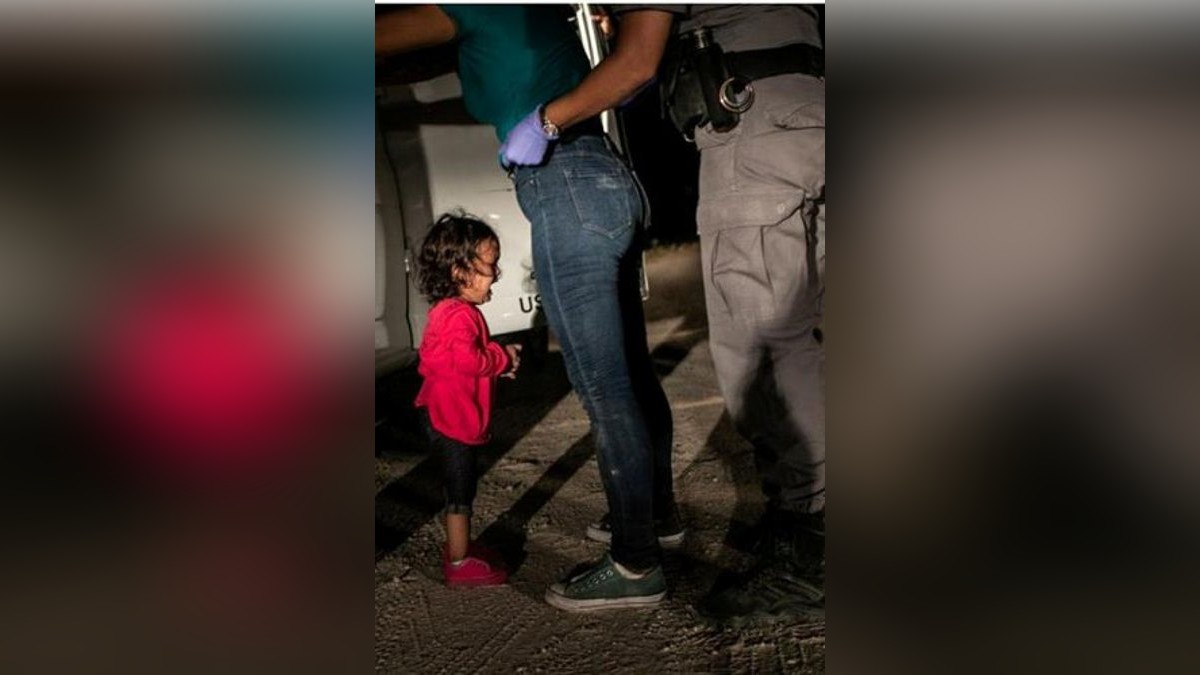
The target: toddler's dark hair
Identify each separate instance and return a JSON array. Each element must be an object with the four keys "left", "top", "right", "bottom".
[{"left": 417, "top": 212, "right": 500, "bottom": 303}]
